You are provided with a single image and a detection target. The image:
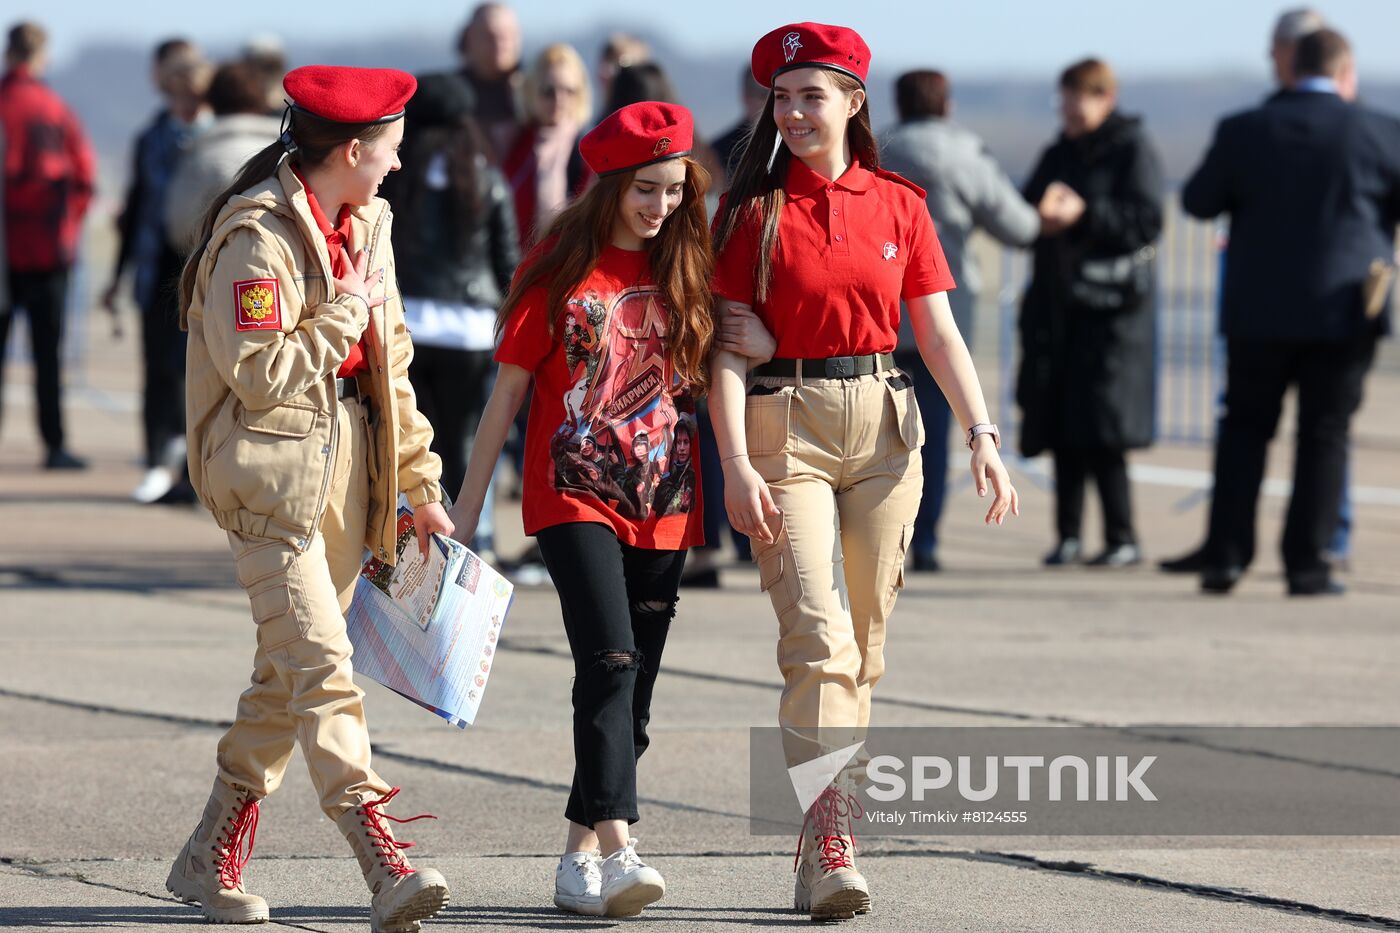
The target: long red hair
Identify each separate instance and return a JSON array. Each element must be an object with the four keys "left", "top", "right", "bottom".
[{"left": 497, "top": 156, "right": 716, "bottom": 394}]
